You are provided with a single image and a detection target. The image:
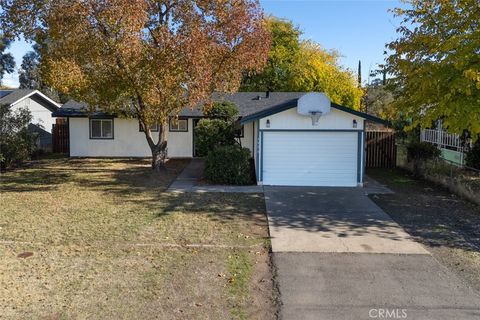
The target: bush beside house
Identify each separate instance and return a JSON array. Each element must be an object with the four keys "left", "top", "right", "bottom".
[
  {"left": 0, "top": 105, "right": 38, "bottom": 171},
  {"left": 195, "top": 101, "right": 254, "bottom": 185},
  {"left": 205, "top": 145, "right": 252, "bottom": 185},
  {"left": 194, "top": 119, "right": 236, "bottom": 157}
]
